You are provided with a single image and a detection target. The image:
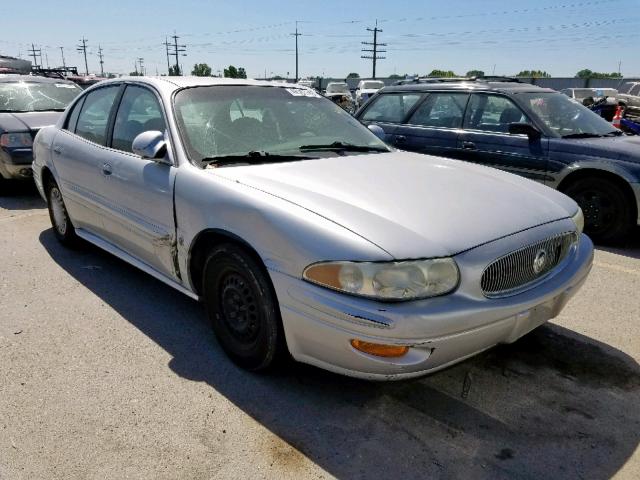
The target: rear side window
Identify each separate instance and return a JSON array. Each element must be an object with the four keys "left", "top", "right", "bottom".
[
  {"left": 112, "top": 86, "right": 165, "bottom": 153},
  {"left": 64, "top": 97, "right": 85, "bottom": 132},
  {"left": 360, "top": 93, "right": 422, "bottom": 123},
  {"left": 407, "top": 93, "right": 469, "bottom": 128},
  {"left": 463, "top": 94, "right": 530, "bottom": 132},
  {"left": 75, "top": 86, "right": 120, "bottom": 146}
]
